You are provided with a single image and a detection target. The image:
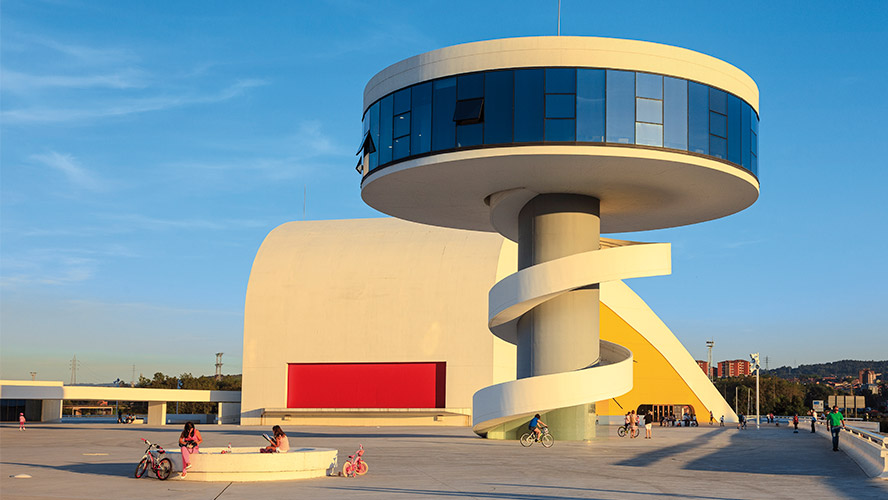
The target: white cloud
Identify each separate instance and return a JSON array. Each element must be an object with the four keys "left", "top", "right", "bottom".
[
  {"left": 29, "top": 151, "right": 107, "bottom": 191},
  {"left": 2, "top": 79, "right": 269, "bottom": 124},
  {"left": 1, "top": 68, "right": 148, "bottom": 93}
]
